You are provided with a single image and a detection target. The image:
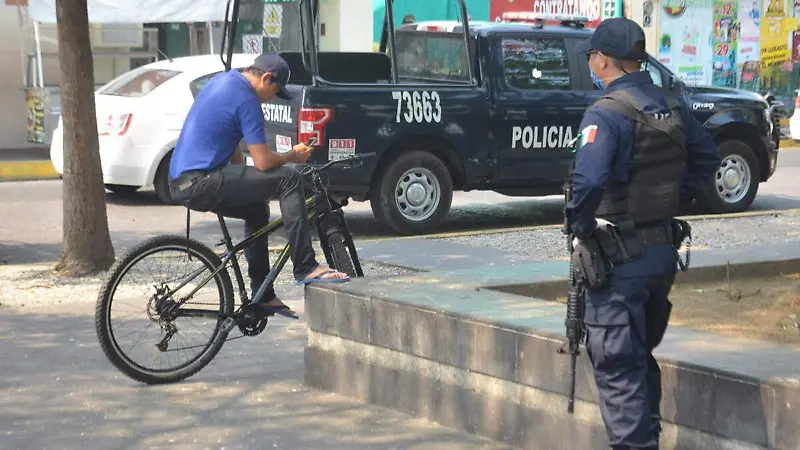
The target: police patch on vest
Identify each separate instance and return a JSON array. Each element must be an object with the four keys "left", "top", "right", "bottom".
[{"left": 579, "top": 125, "right": 598, "bottom": 147}]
